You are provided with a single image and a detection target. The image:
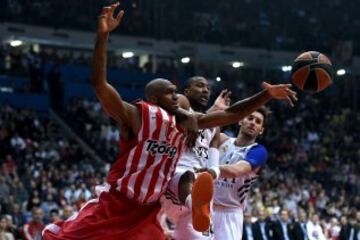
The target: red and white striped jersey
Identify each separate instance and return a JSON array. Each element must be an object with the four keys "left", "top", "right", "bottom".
[{"left": 107, "top": 101, "right": 186, "bottom": 204}]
